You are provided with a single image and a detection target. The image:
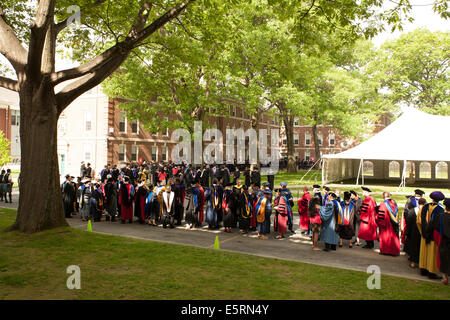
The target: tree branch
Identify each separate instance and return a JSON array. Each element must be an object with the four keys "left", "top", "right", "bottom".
[
  {"left": 55, "top": 47, "right": 128, "bottom": 112},
  {"left": 54, "top": 0, "right": 195, "bottom": 111},
  {"left": 0, "top": 76, "right": 19, "bottom": 92},
  {"left": 55, "top": 0, "right": 108, "bottom": 35},
  {"left": 127, "top": 0, "right": 195, "bottom": 48},
  {"left": 128, "top": 1, "right": 153, "bottom": 38},
  {"left": 28, "top": 0, "right": 56, "bottom": 81},
  {"left": 0, "top": 16, "right": 27, "bottom": 72}
]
